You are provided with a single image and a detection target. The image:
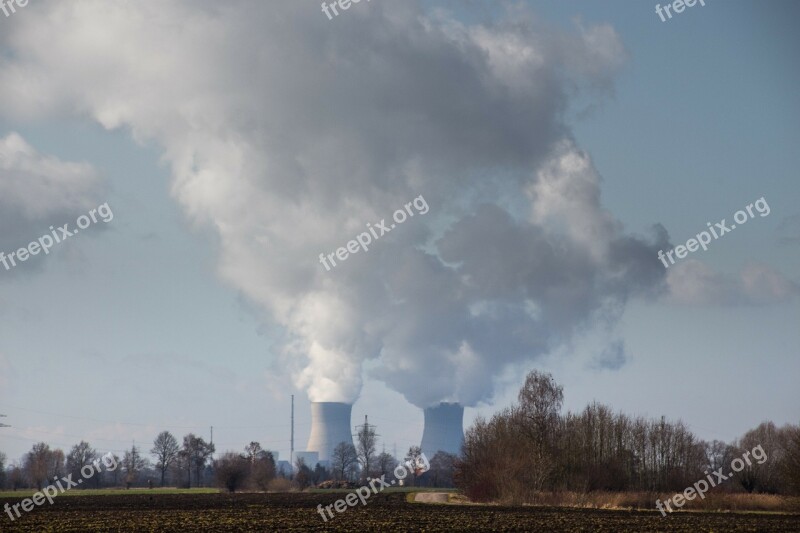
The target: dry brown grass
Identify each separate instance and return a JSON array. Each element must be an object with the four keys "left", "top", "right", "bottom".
[
  {"left": 266, "top": 478, "right": 296, "bottom": 492},
  {"left": 519, "top": 491, "right": 800, "bottom": 513}
]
